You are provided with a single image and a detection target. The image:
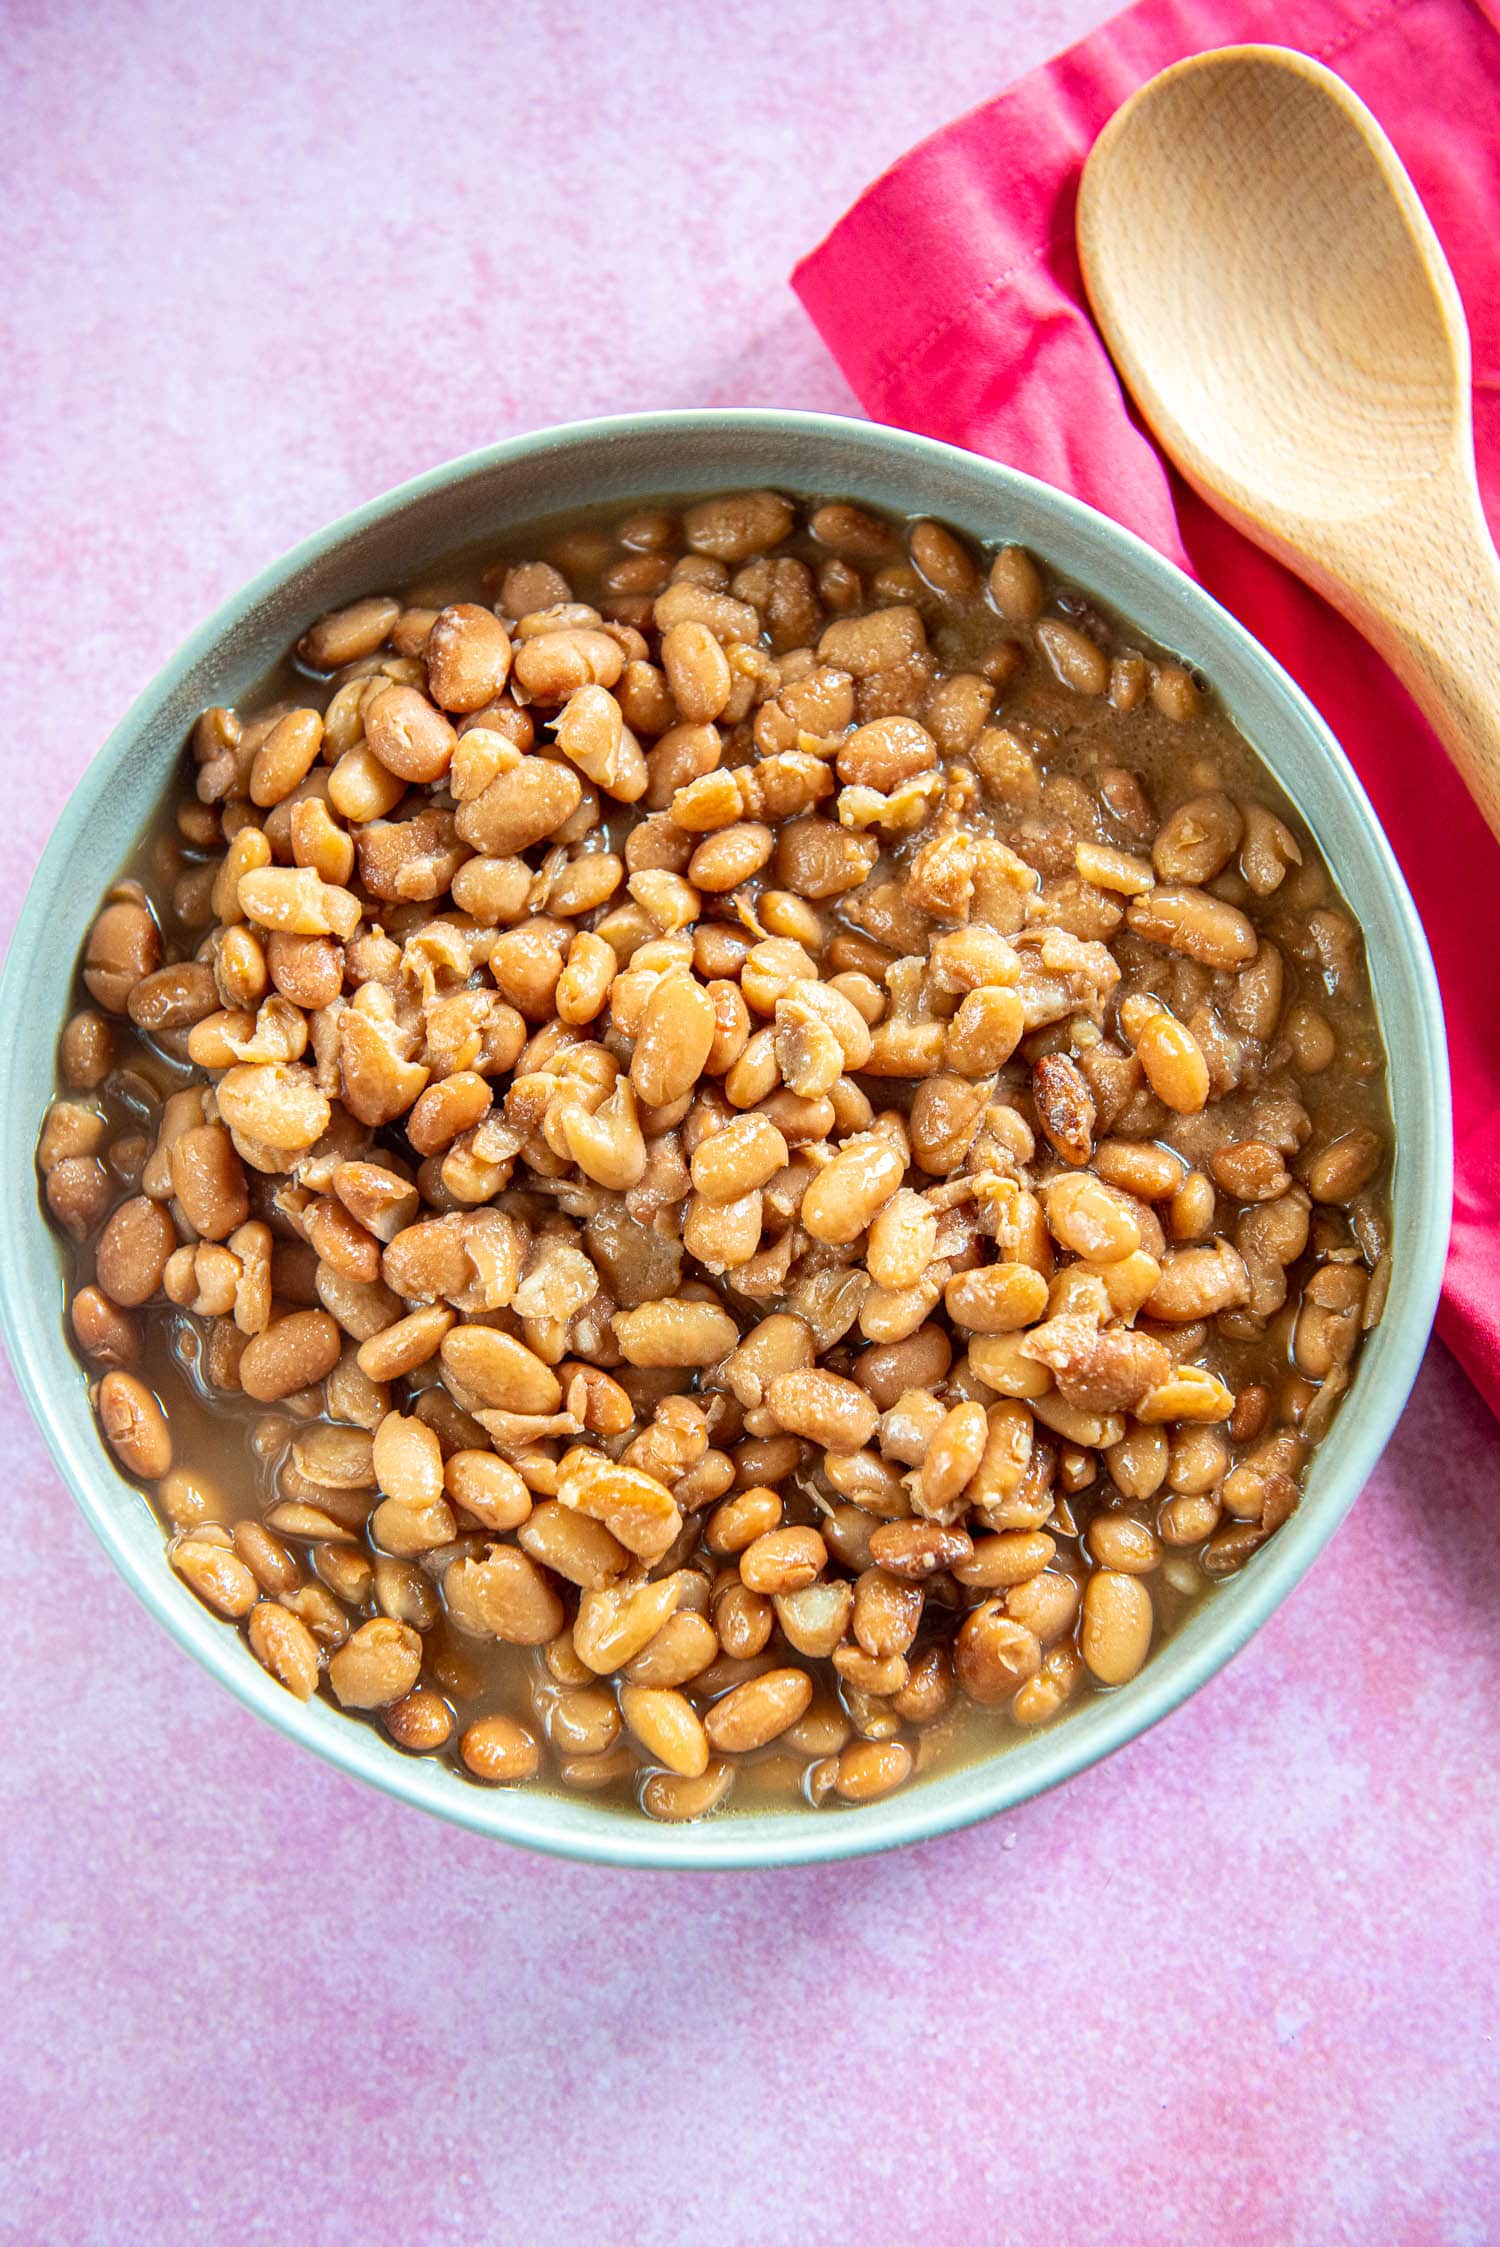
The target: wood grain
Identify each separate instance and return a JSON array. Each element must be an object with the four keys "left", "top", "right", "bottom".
[{"left": 1077, "top": 44, "right": 1500, "bottom": 843}]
